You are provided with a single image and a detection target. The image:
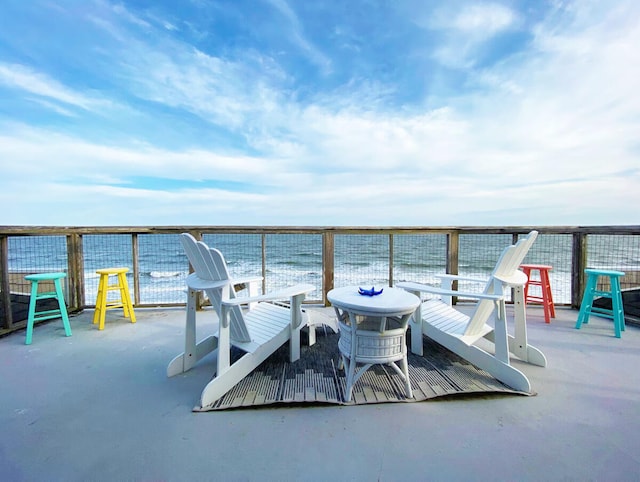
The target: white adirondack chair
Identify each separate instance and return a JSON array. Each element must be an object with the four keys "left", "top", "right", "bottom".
[
  {"left": 167, "top": 234, "right": 315, "bottom": 409},
  {"left": 397, "top": 231, "right": 546, "bottom": 393}
]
